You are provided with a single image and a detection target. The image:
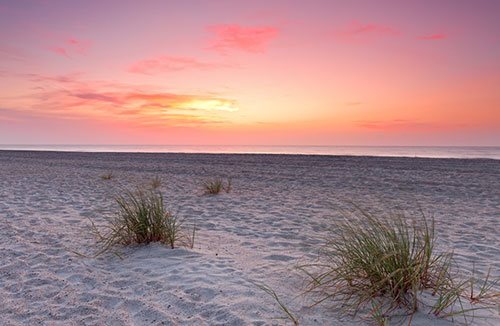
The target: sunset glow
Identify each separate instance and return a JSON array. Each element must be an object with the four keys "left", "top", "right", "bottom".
[{"left": 1, "top": 0, "right": 499, "bottom": 145}]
